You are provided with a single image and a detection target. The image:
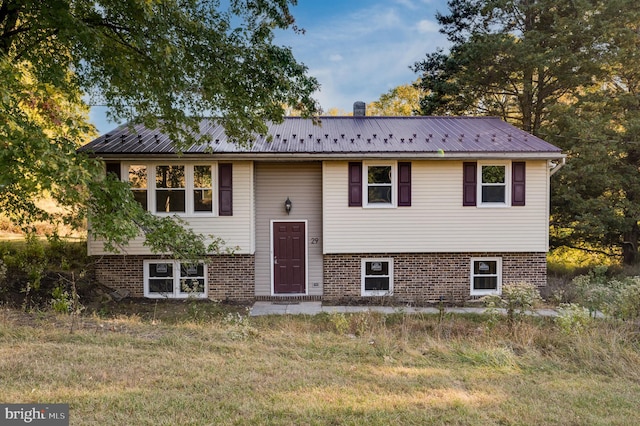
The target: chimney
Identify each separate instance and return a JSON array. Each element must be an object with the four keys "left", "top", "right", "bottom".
[{"left": 353, "top": 101, "right": 366, "bottom": 117}]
